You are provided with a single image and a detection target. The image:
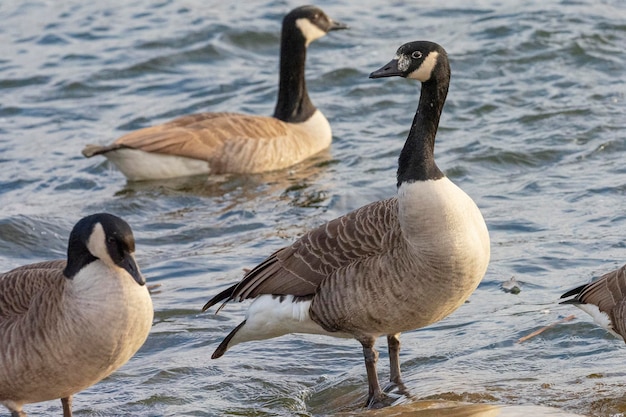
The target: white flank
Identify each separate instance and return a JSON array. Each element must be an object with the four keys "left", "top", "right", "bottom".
[
  {"left": 228, "top": 295, "right": 351, "bottom": 349},
  {"left": 407, "top": 51, "right": 439, "bottom": 82},
  {"left": 295, "top": 18, "right": 326, "bottom": 46},
  {"left": 576, "top": 303, "right": 622, "bottom": 340},
  {"left": 104, "top": 148, "right": 211, "bottom": 181}
]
